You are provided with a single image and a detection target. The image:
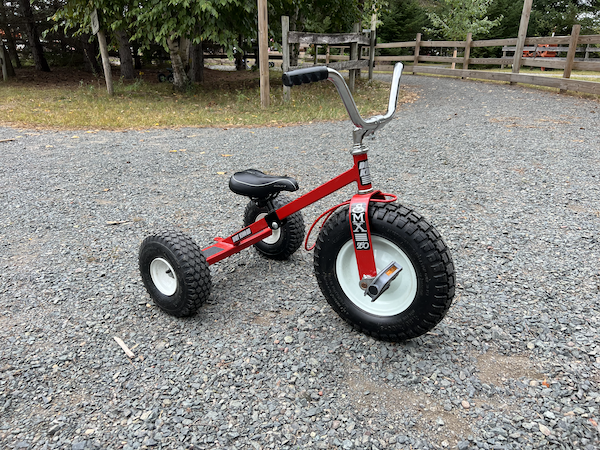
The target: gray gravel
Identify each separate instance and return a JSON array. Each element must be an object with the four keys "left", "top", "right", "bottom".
[{"left": 1, "top": 74, "right": 599, "bottom": 450}]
